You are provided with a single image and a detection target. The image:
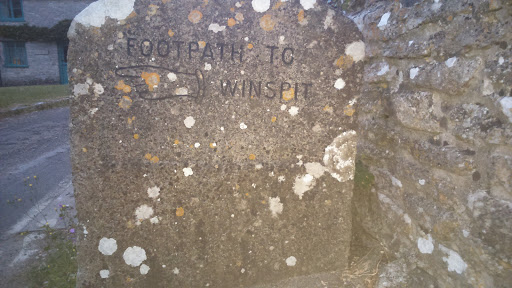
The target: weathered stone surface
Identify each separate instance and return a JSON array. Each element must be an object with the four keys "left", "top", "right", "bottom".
[{"left": 68, "top": 0, "right": 363, "bottom": 287}]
